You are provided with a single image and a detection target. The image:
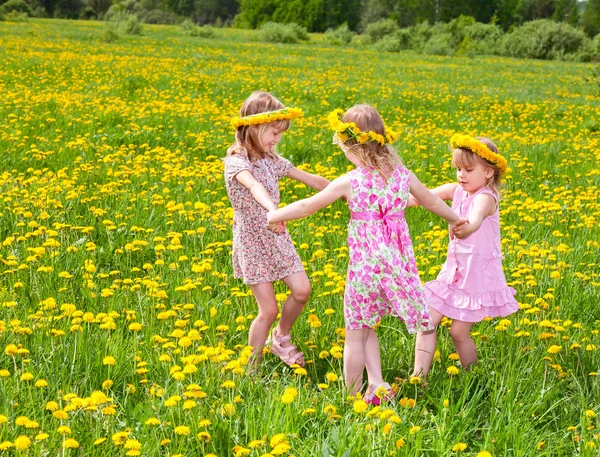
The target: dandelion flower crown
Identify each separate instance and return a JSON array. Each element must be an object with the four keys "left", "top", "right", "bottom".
[
  {"left": 450, "top": 133, "right": 508, "bottom": 175},
  {"left": 327, "top": 108, "right": 398, "bottom": 146},
  {"left": 231, "top": 107, "right": 303, "bottom": 129}
]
